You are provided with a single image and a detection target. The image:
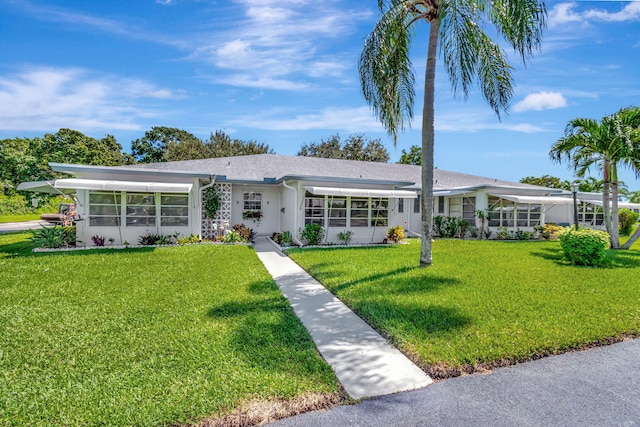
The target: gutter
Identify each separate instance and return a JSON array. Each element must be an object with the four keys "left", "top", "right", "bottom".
[{"left": 282, "top": 180, "right": 304, "bottom": 246}]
